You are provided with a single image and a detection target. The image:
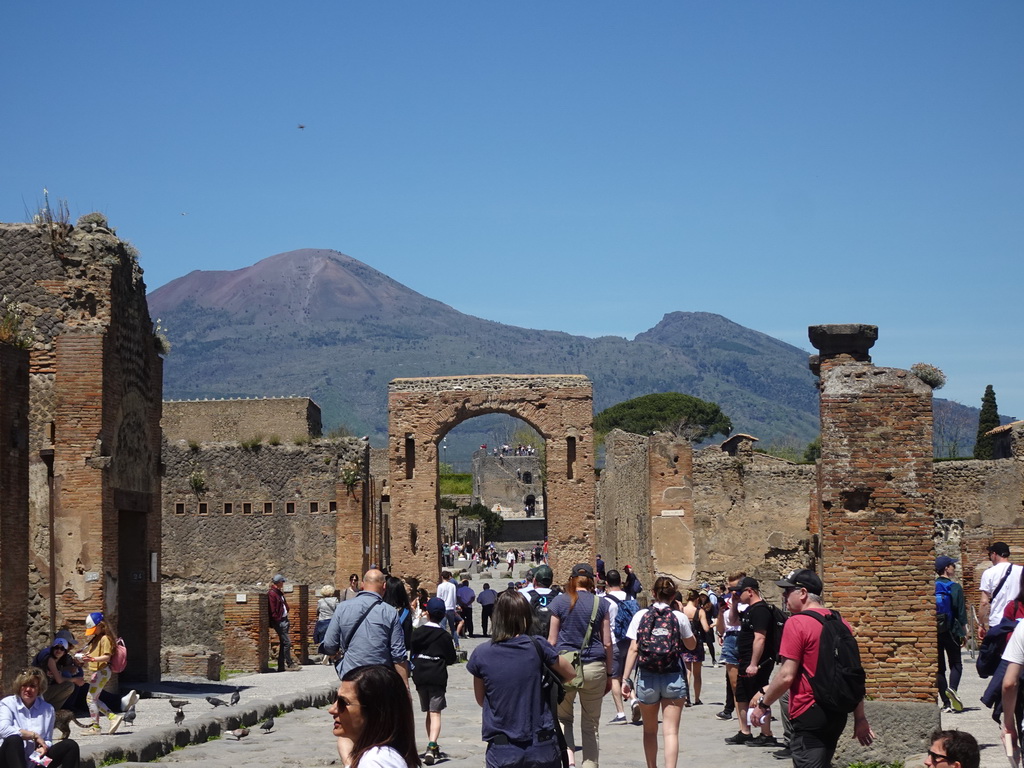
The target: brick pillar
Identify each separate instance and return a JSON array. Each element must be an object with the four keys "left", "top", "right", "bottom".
[
  {"left": 0, "top": 346, "right": 30, "bottom": 691},
  {"left": 809, "top": 323, "right": 938, "bottom": 762},
  {"left": 336, "top": 483, "right": 366, "bottom": 583},
  {"left": 648, "top": 434, "right": 695, "bottom": 585},
  {"left": 222, "top": 592, "right": 269, "bottom": 673}
]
